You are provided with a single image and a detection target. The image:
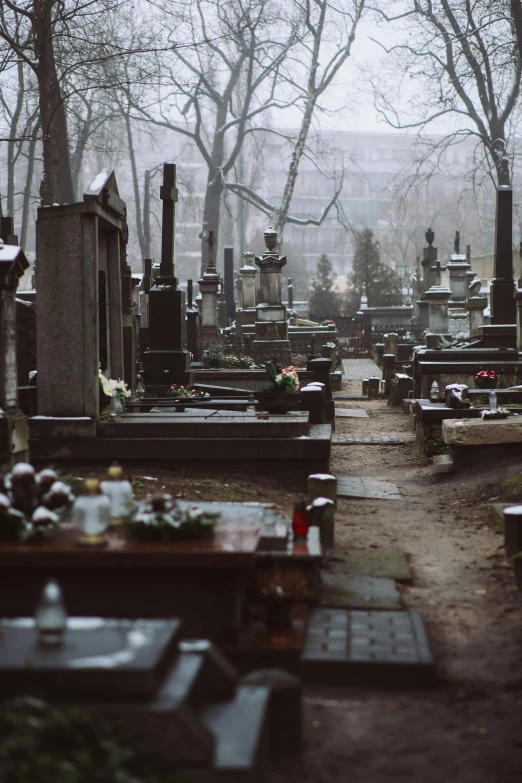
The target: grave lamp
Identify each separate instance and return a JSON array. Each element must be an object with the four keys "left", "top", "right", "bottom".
[
  {"left": 35, "top": 578, "right": 67, "bottom": 647},
  {"left": 100, "top": 464, "right": 135, "bottom": 527},
  {"left": 72, "top": 478, "right": 111, "bottom": 547}
]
